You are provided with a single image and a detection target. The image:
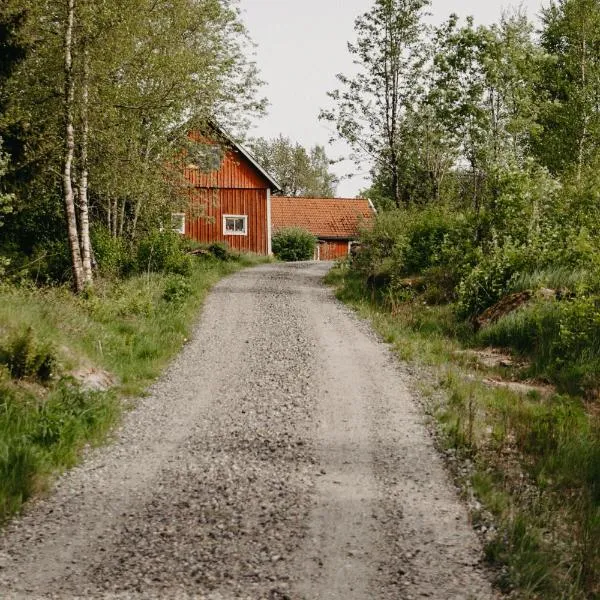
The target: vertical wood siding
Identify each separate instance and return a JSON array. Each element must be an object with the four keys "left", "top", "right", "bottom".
[
  {"left": 184, "top": 150, "right": 265, "bottom": 190},
  {"left": 186, "top": 188, "right": 268, "bottom": 254},
  {"left": 318, "top": 240, "right": 349, "bottom": 261}
]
